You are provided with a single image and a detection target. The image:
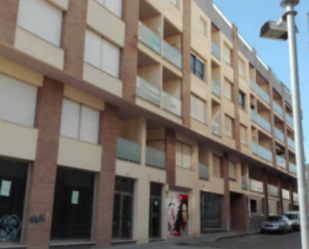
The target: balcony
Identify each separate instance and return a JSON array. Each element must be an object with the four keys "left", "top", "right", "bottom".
[
  {"left": 293, "top": 193, "right": 299, "bottom": 202},
  {"left": 163, "top": 40, "right": 182, "bottom": 69},
  {"left": 268, "top": 184, "right": 279, "bottom": 197},
  {"left": 250, "top": 79, "right": 256, "bottom": 91},
  {"left": 288, "top": 138, "right": 295, "bottom": 150},
  {"left": 211, "top": 79, "right": 221, "bottom": 97},
  {"left": 136, "top": 77, "right": 160, "bottom": 106},
  {"left": 276, "top": 155, "right": 287, "bottom": 169},
  {"left": 146, "top": 146, "right": 166, "bottom": 169},
  {"left": 242, "top": 176, "right": 248, "bottom": 190},
  {"left": 289, "top": 163, "right": 297, "bottom": 174},
  {"left": 138, "top": 21, "right": 161, "bottom": 54},
  {"left": 251, "top": 110, "right": 257, "bottom": 122},
  {"left": 282, "top": 189, "right": 290, "bottom": 200},
  {"left": 286, "top": 113, "right": 293, "bottom": 127},
  {"left": 252, "top": 142, "right": 272, "bottom": 162},
  {"left": 249, "top": 179, "right": 264, "bottom": 193},
  {"left": 257, "top": 114, "right": 271, "bottom": 133},
  {"left": 116, "top": 137, "right": 141, "bottom": 164},
  {"left": 274, "top": 128, "right": 284, "bottom": 143},
  {"left": 212, "top": 120, "right": 221, "bottom": 136},
  {"left": 256, "top": 84, "right": 270, "bottom": 104},
  {"left": 273, "top": 101, "right": 283, "bottom": 117},
  {"left": 211, "top": 41, "right": 220, "bottom": 60},
  {"left": 199, "top": 163, "right": 209, "bottom": 180},
  {"left": 162, "top": 91, "right": 182, "bottom": 117}
]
